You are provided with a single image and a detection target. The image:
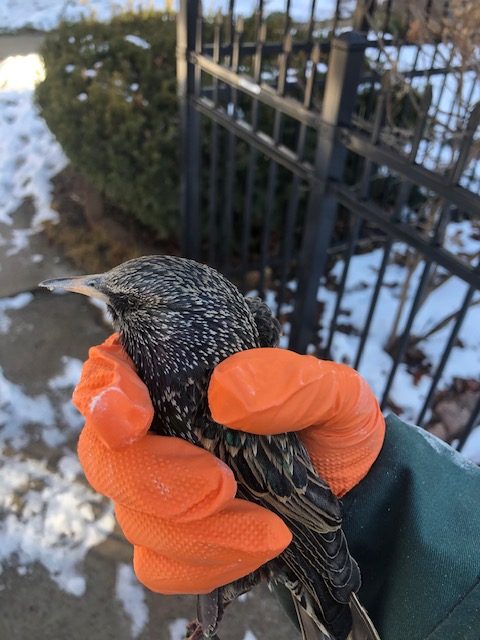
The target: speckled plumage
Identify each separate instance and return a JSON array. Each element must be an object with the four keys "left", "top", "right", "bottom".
[{"left": 90, "top": 255, "right": 365, "bottom": 640}]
